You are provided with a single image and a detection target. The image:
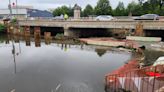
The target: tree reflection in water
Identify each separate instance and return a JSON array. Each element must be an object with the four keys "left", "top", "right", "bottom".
[{"left": 95, "top": 48, "right": 107, "bottom": 57}]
